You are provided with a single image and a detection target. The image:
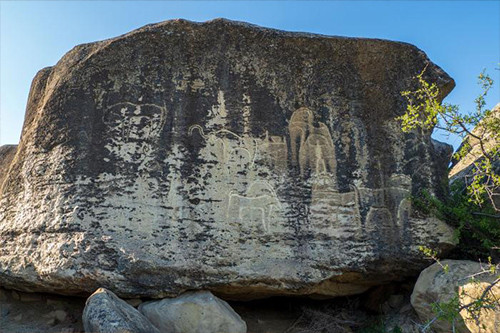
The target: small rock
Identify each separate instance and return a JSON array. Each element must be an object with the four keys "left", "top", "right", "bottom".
[
  {"left": 54, "top": 309, "right": 67, "bottom": 322},
  {"left": 387, "top": 294, "right": 405, "bottom": 309},
  {"left": 139, "top": 290, "right": 247, "bottom": 333},
  {"left": 13, "top": 313, "right": 22, "bottom": 321},
  {"left": 125, "top": 298, "right": 143, "bottom": 307},
  {"left": 1, "top": 305, "right": 10, "bottom": 318},
  {"left": 398, "top": 303, "right": 413, "bottom": 314},
  {"left": 45, "top": 317, "right": 56, "bottom": 326},
  {"left": 83, "top": 288, "right": 159, "bottom": 333},
  {"left": 362, "top": 285, "right": 397, "bottom": 313},
  {"left": 0, "top": 288, "right": 7, "bottom": 301},
  {"left": 60, "top": 328, "right": 75, "bottom": 333},
  {"left": 11, "top": 291, "right": 20, "bottom": 300}
]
